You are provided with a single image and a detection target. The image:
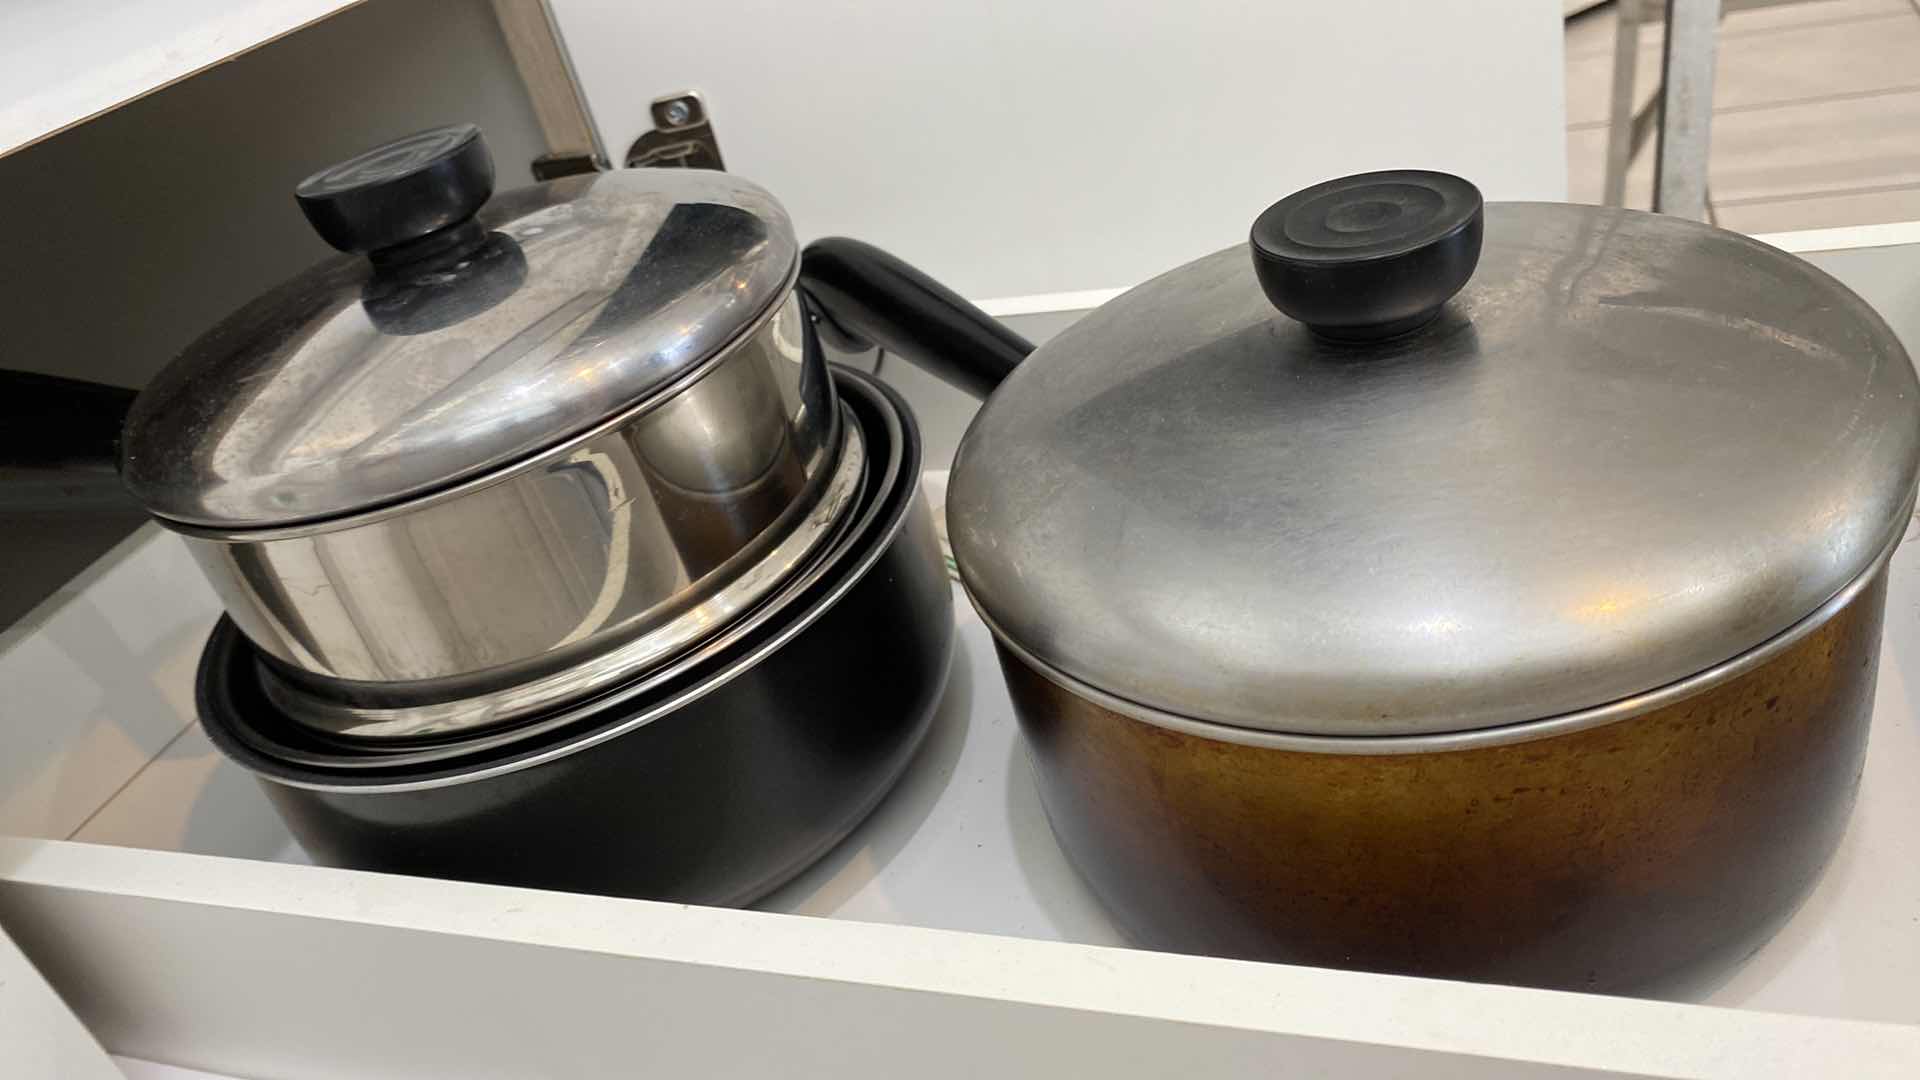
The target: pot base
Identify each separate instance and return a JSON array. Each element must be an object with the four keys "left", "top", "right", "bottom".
[{"left": 998, "top": 572, "right": 1886, "bottom": 995}]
